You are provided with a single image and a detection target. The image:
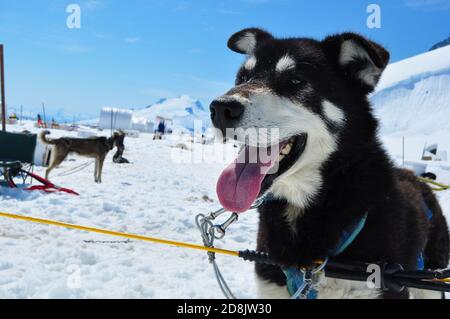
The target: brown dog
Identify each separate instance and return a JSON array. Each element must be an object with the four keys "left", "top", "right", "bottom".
[{"left": 39, "top": 130, "right": 121, "bottom": 183}]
